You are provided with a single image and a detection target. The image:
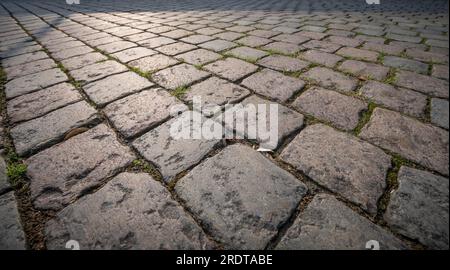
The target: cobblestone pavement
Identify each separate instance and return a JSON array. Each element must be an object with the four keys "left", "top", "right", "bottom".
[{"left": 0, "top": 0, "right": 448, "bottom": 250}]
